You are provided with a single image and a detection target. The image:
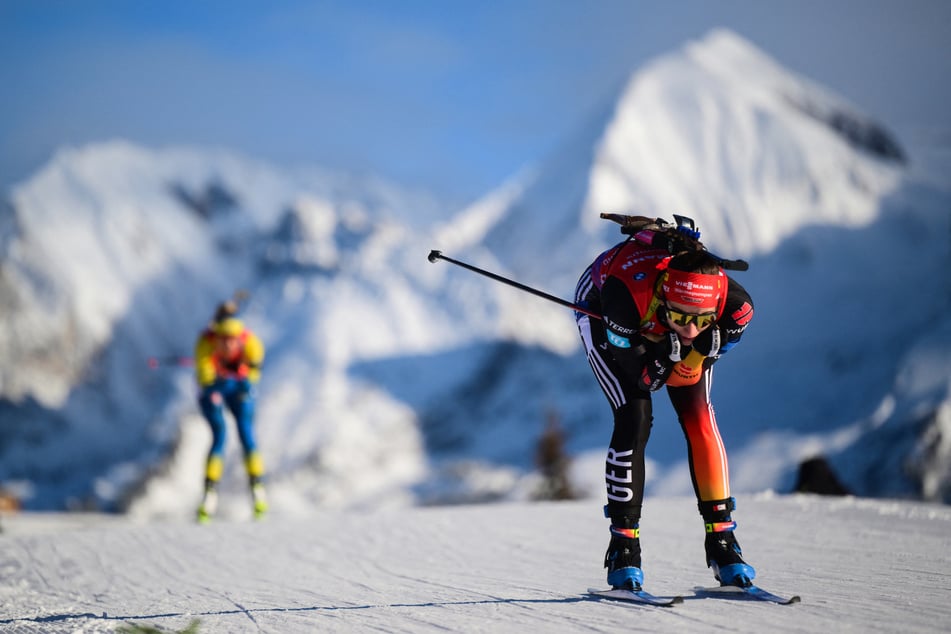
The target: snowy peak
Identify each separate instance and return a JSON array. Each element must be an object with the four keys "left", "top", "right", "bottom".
[
  {"left": 262, "top": 195, "right": 375, "bottom": 273},
  {"left": 591, "top": 29, "right": 907, "bottom": 257},
  {"left": 479, "top": 28, "right": 907, "bottom": 284},
  {"left": 687, "top": 29, "right": 905, "bottom": 163}
]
